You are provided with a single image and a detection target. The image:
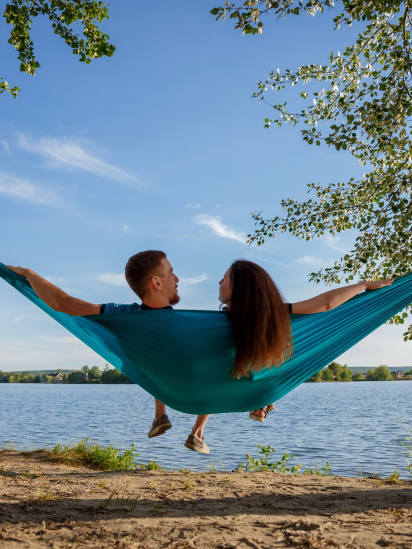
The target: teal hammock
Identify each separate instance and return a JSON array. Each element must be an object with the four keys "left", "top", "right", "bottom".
[{"left": 1, "top": 262, "right": 411, "bottom": 414}]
